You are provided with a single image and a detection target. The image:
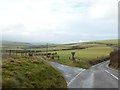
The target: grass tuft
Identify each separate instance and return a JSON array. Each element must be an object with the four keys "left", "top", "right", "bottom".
[{"left": 2, "top": 55, "right": 67, "bottom": 88}]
